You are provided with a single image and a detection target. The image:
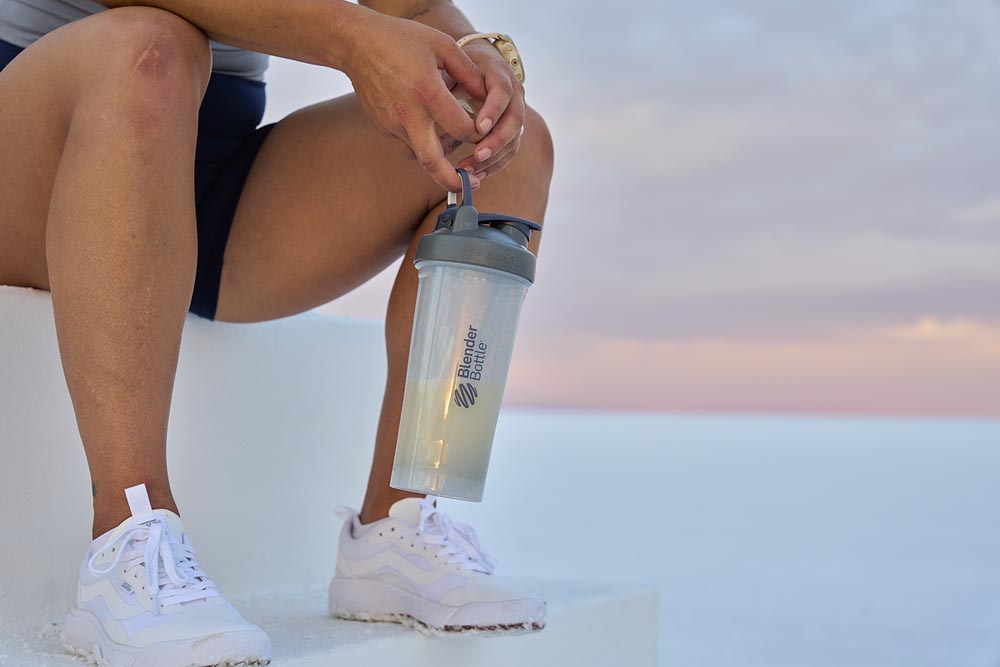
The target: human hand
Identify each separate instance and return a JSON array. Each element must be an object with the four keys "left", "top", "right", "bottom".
[
  {"left": 454, "top": 40, "right": 526, "bottom": 181},
  {"left": 341, "top": 11, "right": 488, "bottom": 191}
]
